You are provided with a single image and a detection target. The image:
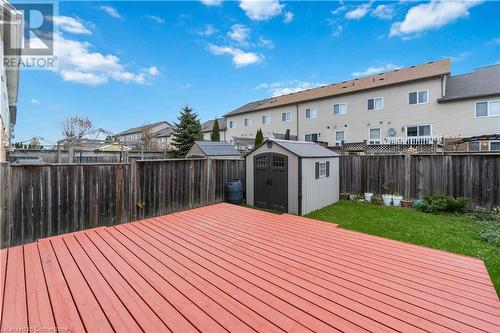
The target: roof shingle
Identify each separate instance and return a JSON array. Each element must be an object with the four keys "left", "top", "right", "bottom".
[{"left": 225, "top": 59, "right": 451, "bottom": 116}]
